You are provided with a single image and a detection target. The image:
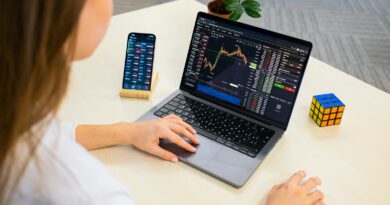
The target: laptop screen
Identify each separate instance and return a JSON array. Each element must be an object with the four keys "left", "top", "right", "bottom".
[{"left": 180, "top": 12, "right": 312, "bottom": 129}]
